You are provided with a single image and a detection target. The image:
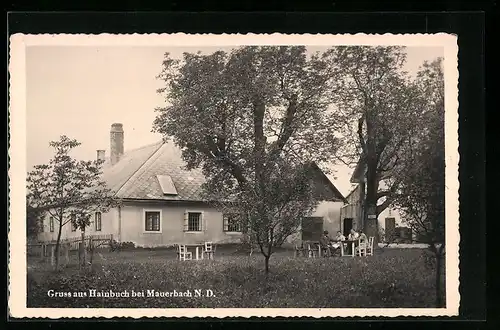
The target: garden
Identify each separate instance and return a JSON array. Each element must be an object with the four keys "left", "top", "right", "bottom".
[{"left": 27, "top": 245, "right": 445, "bottom": 308}]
